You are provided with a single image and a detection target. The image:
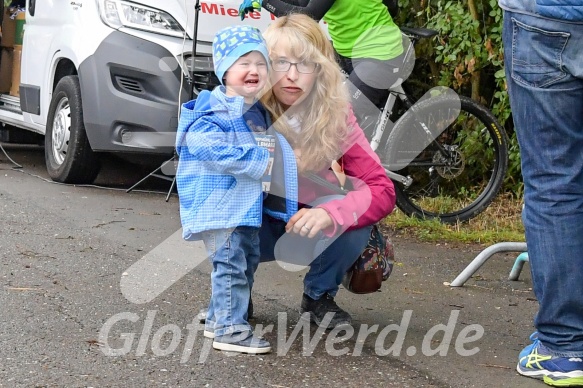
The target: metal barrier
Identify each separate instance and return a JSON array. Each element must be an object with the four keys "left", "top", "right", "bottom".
[{"left": 450, "top": 242, "right": 528, "bottom": 287}]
